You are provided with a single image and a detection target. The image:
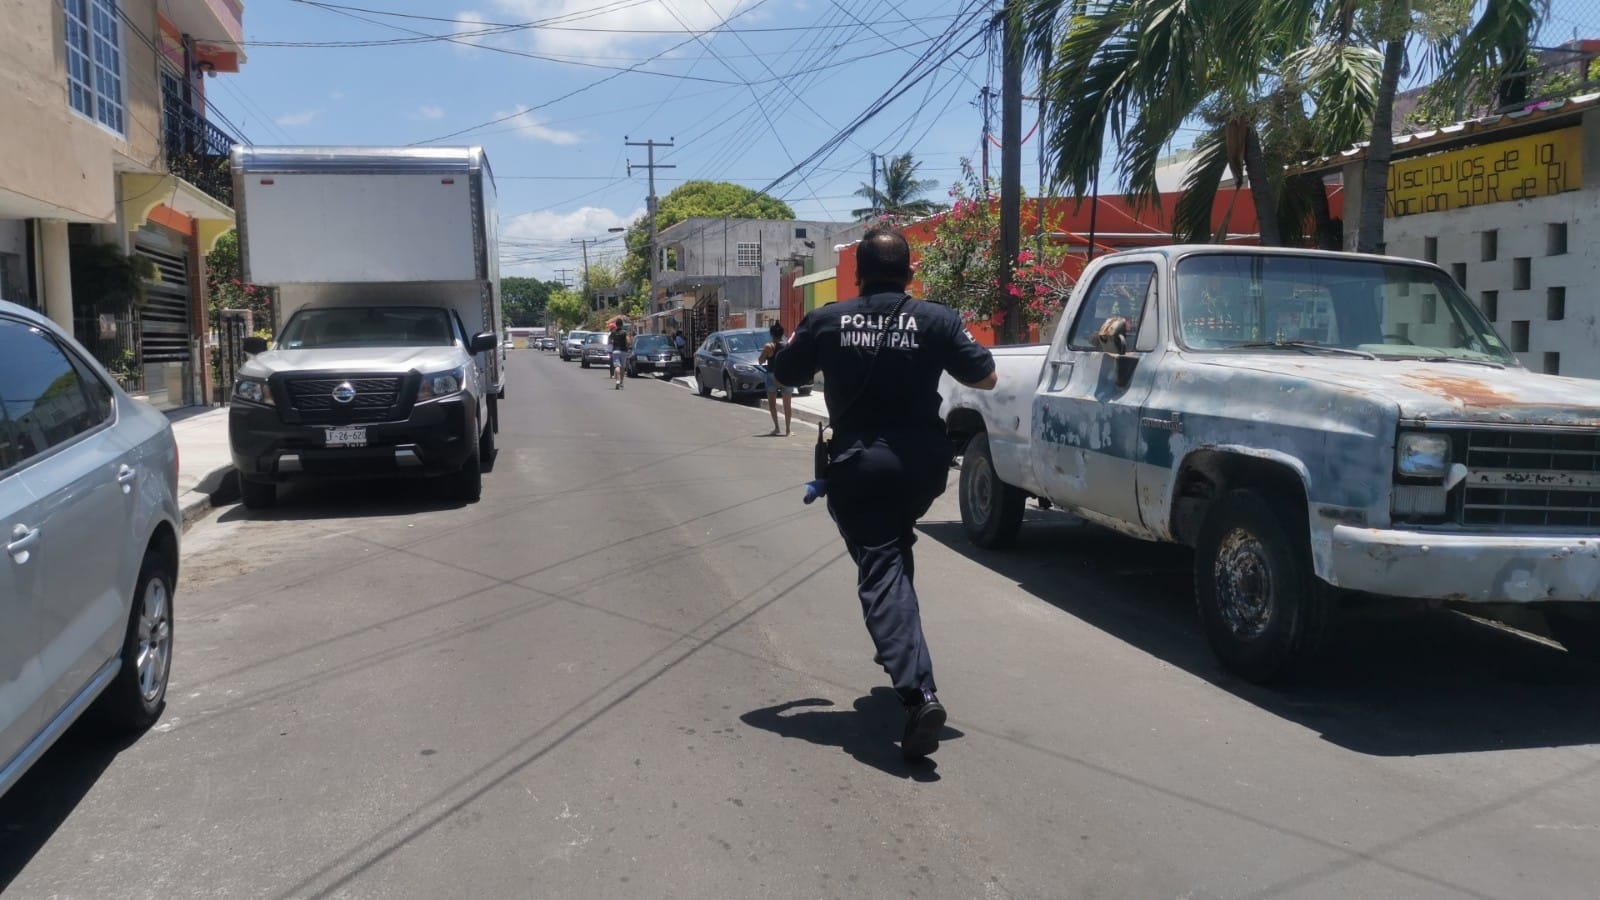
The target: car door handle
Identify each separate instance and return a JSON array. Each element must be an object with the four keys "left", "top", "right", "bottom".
[
  {"left": 7, "top": 524, "right": 40, "bottom": 557},
  {"left": 117, "top": 464, "right": 138, "bottom": 484}
]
